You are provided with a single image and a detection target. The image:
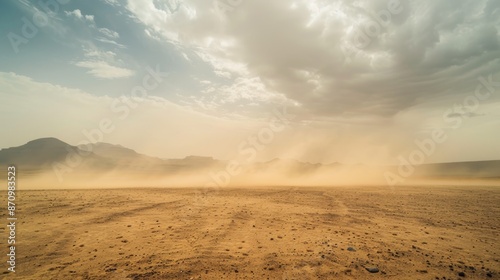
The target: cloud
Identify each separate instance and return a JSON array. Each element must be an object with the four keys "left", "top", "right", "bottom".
[
  {"left": 73, "top": 48, "right": 133, "bottom": 79},
  {"left": 65, "top": 9, "right": 95, "bottom": 22},
  {"left": 125, "top": 0, "right": 500, "bottom": 118},
  {"left": 98, "top": 28, "right": 120, "bottom": 39},
  {"left": 13, "top": 0, "right": 70, "bottom": 37},
  {"left": 96, "top": 37, "right": 126, "bottom": 48},
  {"left": 103, "top": 0, "right": 119, "bottom": 6},
  {"left": 2, "top": 0, "right": 500, "bottom": 165},
  {"left": 60, "top": 9, "right": 131, "bottom": 79},
  {"left": 144, "top": 29, "right": 162, "bottom": 41},
  {"left": 0, "top": 72, "right": 269, "bottom": 160},
  {"left": 74, "top": 60, "right": 135, "bottom": 79},
  {"left": 199, "top": 76, "right": 292, "bottom": 109}
]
